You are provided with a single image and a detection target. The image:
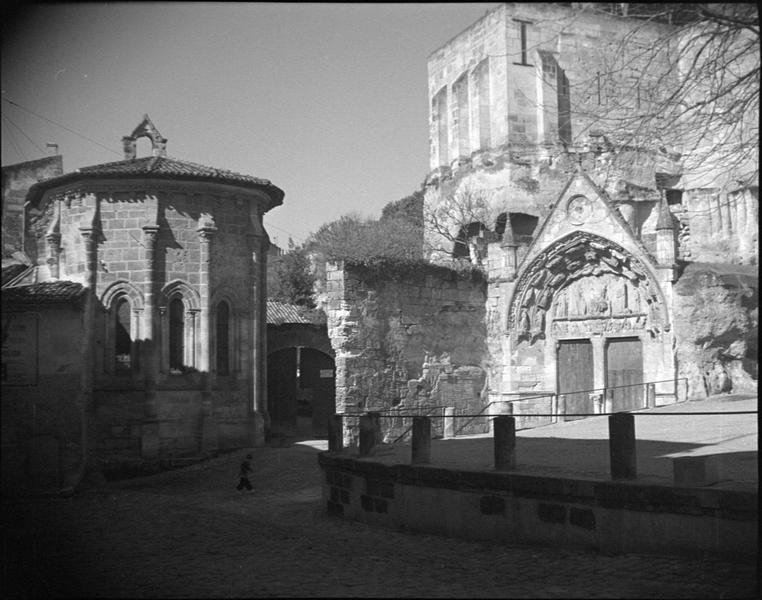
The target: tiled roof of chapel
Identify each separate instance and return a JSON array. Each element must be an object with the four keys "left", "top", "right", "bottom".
[{"left": 25, "top": 155, "right": 284, "bottom": 210}]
